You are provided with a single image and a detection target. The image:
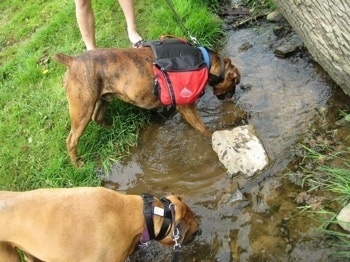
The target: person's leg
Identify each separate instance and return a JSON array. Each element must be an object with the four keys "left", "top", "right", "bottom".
[
  {"left": 75, "top": 0, "right": 97, "bottom": 50},
  {"left": 118, "top": 0, "right": 142, "bottom": 45}
]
